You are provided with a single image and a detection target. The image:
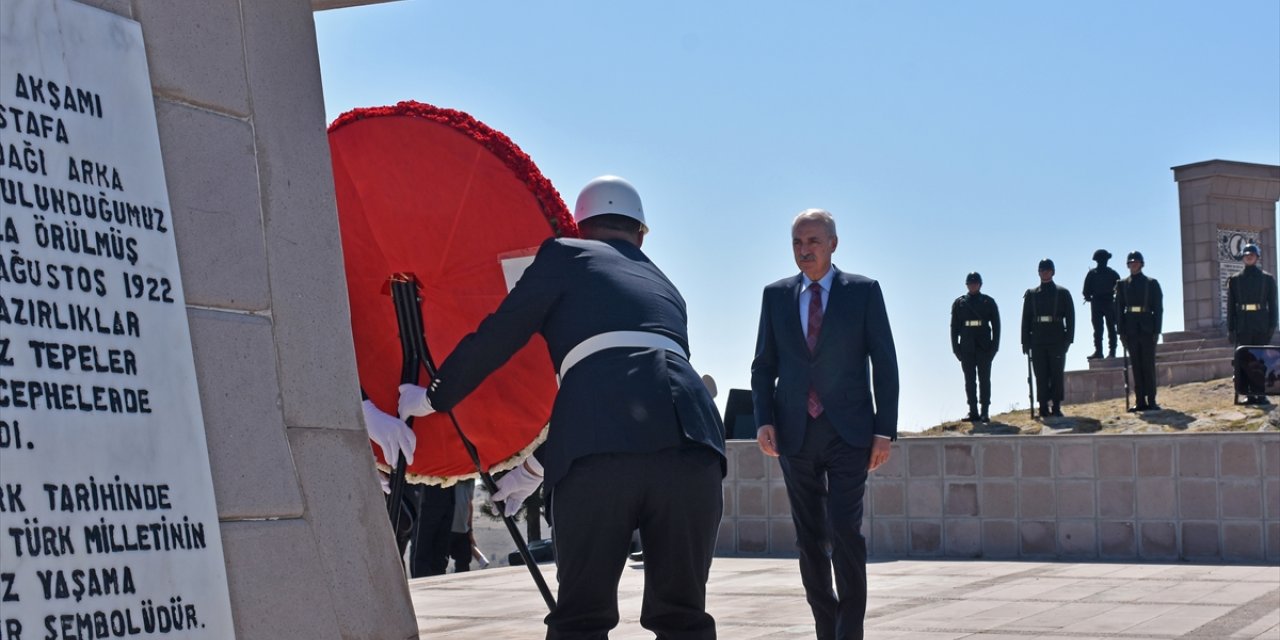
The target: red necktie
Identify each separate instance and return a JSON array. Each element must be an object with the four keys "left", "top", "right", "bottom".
[{"left": 807, "top": 282, "right": 824, "bottom": 418}]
